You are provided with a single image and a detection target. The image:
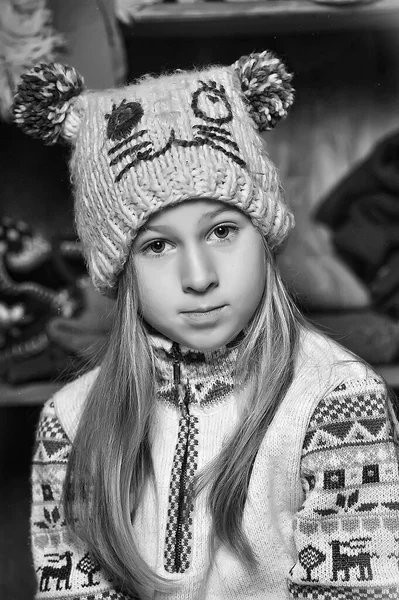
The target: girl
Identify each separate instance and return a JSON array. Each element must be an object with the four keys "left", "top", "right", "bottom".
[{"left": 13, "top": 52, "right": 399, "bottom": 600}]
